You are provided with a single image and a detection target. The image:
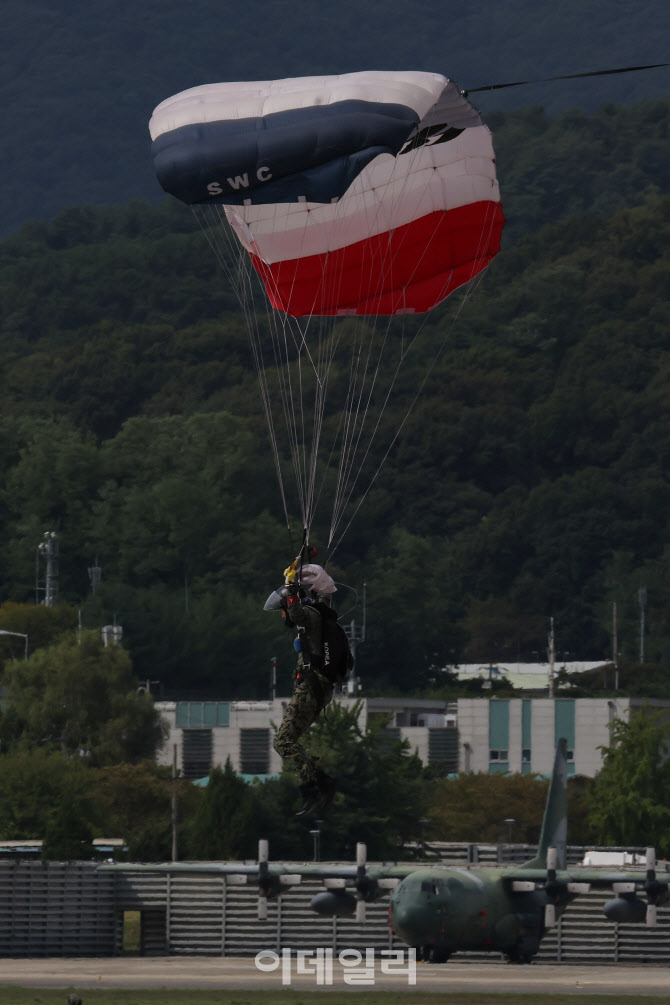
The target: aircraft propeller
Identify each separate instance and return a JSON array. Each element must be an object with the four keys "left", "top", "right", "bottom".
[
  {"left": 258, "top": 838, "right": 270, "bottom": 920},
  {"left": 510, "top": 847, "right": 589, "bottom": 929},
  {"left": 355, "top": 842, "right": 371, "bottom": 922},
  {"left": 543, "top": 846, "right": 559, "bottom": 928},
  {"left": 645, "top": 847, "right": 661, "bottom": 926},
  {"left": 257, "top": 839, "right": 302, "bottom": 919}
]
